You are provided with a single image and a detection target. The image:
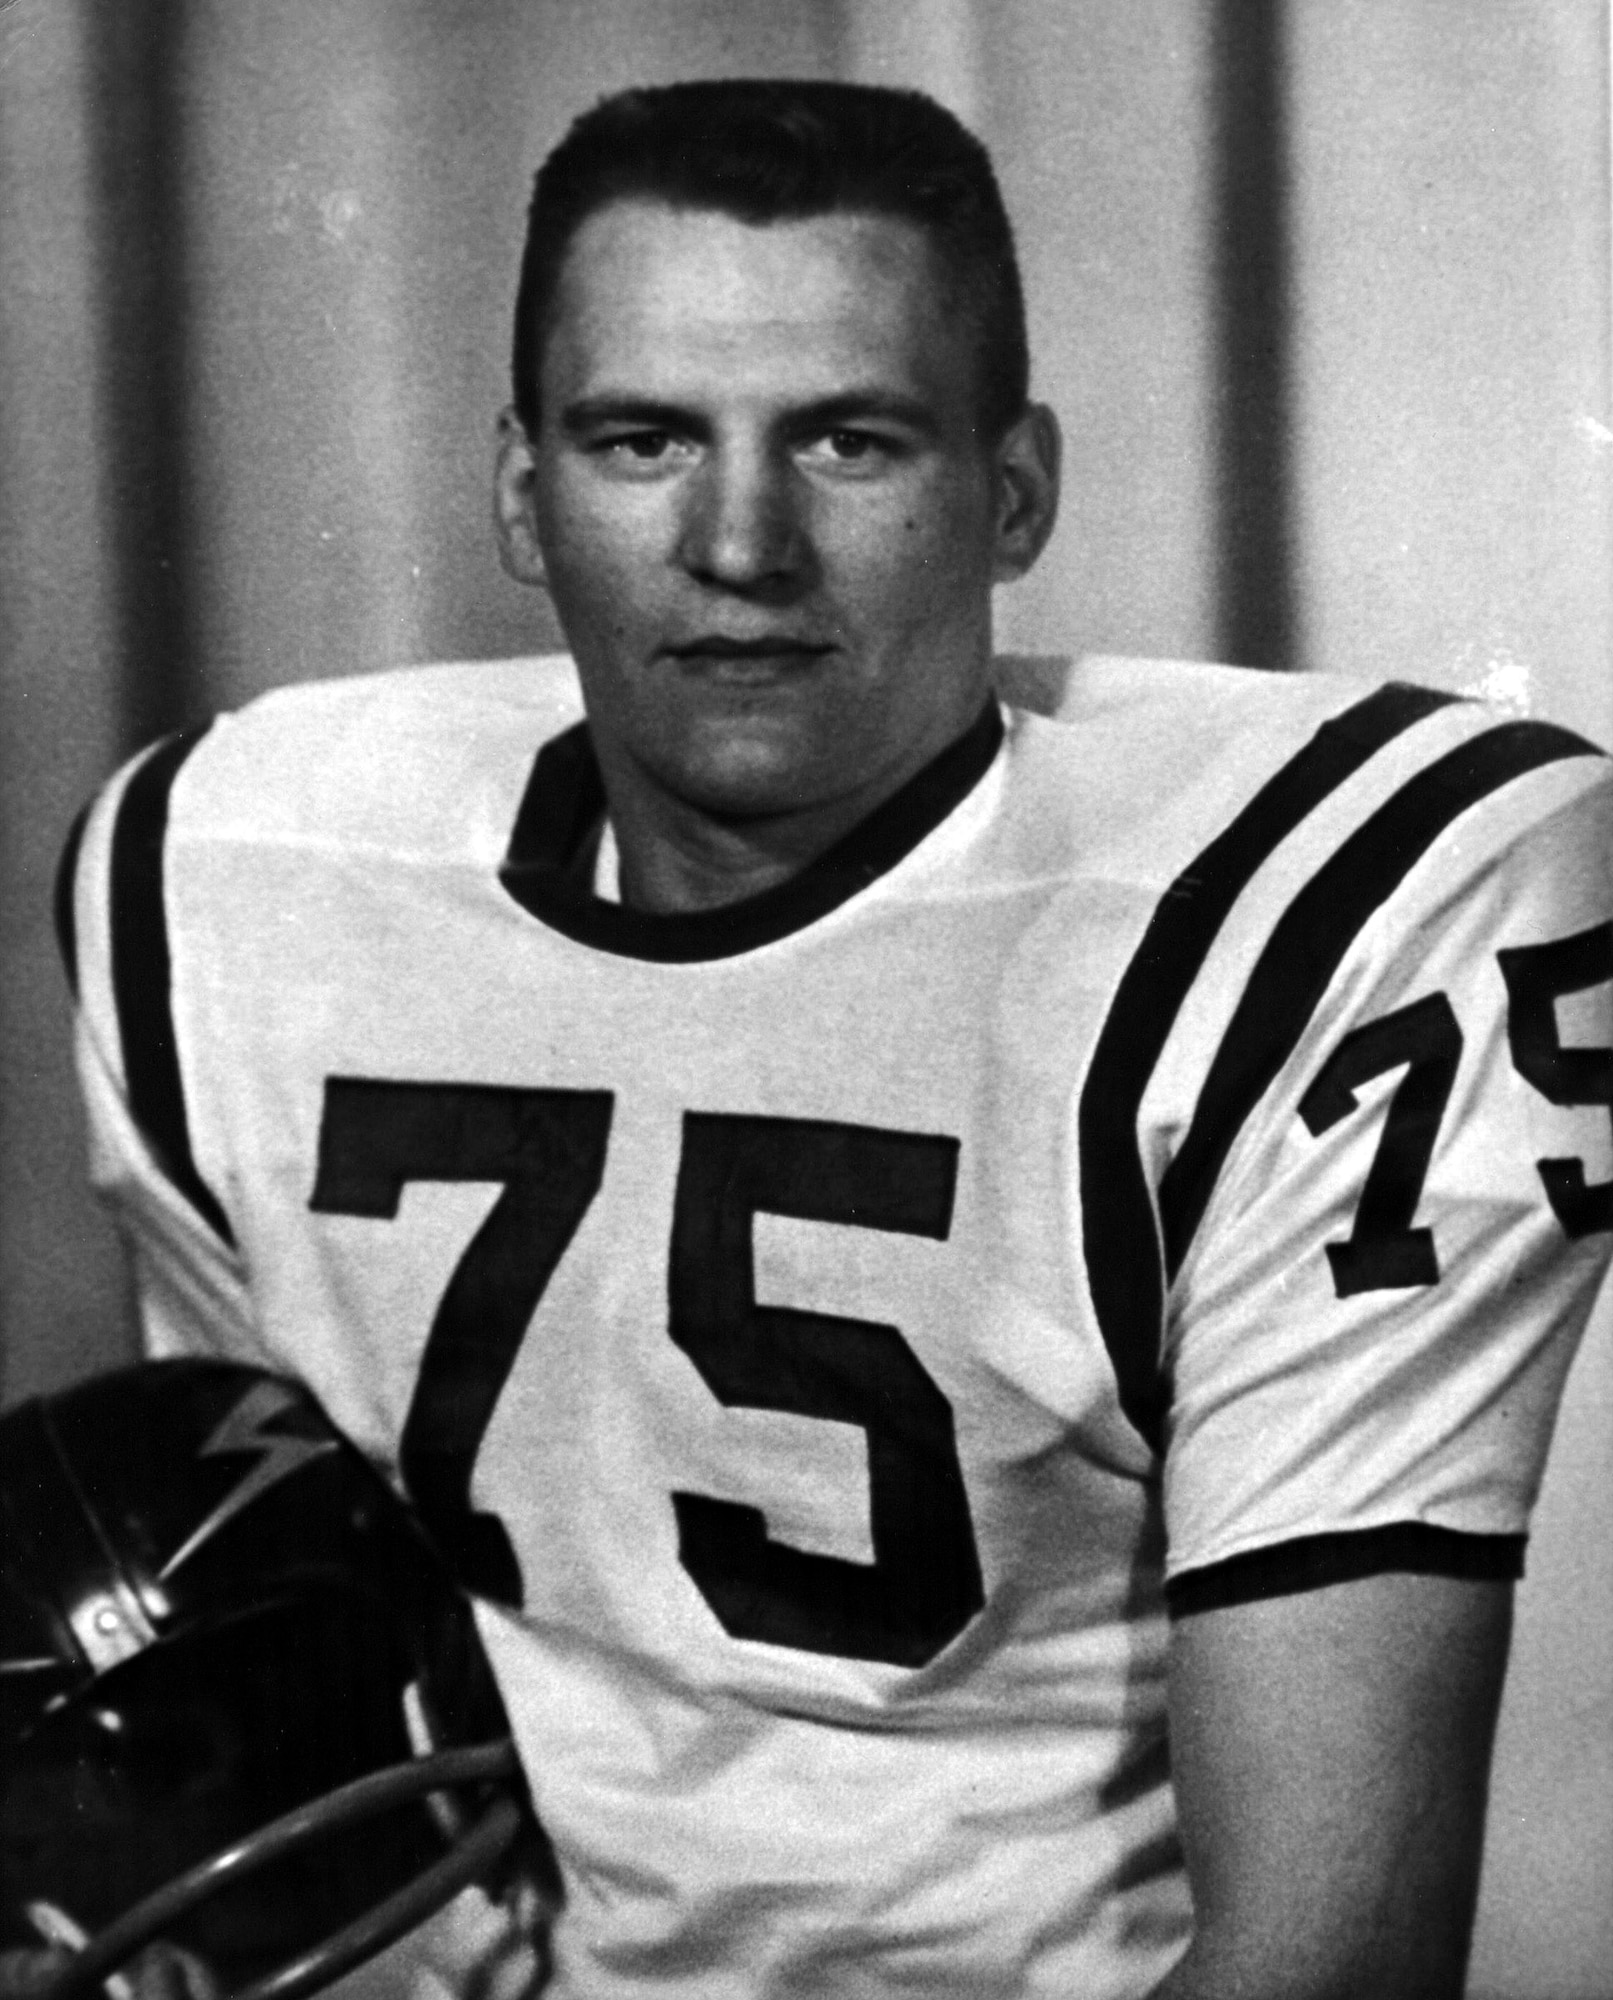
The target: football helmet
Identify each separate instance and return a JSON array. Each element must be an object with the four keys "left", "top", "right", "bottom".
[{"left": 0, "top": 1360, "right": 541, "bottom": 2000}]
